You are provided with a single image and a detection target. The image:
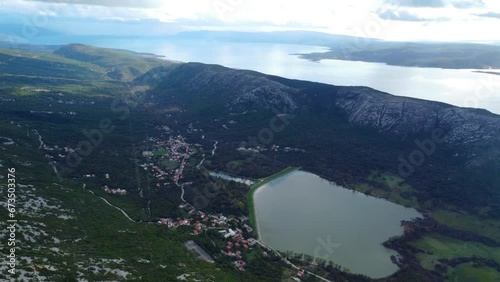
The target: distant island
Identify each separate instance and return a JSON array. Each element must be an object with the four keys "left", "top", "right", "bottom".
[
  {"left": 473, "top": 70, "right": 500, "bottom": 76},
  {"left": 172, "top": 31, "right": 500, "bottom": 69}
]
